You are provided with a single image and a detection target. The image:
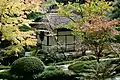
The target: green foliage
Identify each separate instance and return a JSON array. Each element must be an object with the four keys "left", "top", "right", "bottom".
[
  {"left": 44, "top": 0, "right": 56, "bottom": 7},
  {"left": 77, "top": 55, "right": 96, "bottom": 61},
  {"left": 19, "top": 24, "right": 31, "bottom": 32},
  {"left": 58, "top": 0, "right": 111, "bottom": 20},
  {"left": 37, "top": 49, "right": 65, "bottom": 65},
  {"left": 39, "top": 66, "right": 76, "bottom": 80},
  {"left": 0, "top": 0, "right": 39, "bottom": 56},
  {"left": 68, "top": 61, "right": 96, "bottom": 73},
  {"left": 113, "top": 24, "right": 120, "bottom": 43},
  {"left": 40, "top": 66, "right": 65, "bottom": 78},
  {"left": 106, "top": 0, "right": 120, "bottom": 20},
  {"left": 106, "top": 0, "right": 120, "bottom": 44},
  {"left": 68, "top": 59, "right": 120, "bottom": 80},
  {"left": 58, "top": 0, "right": 114, "bottom": 62},
  {"left": 0, "top": 70, "right": 12, "bottom": 80},
  {"left": 115, "top": 24, "right": 120, "bottom": 31},
  {"left": 4, "top": 44, "right": 24, "bottom": 55},
  {"left": 27, "top": 12, "right": 44, "bottom": 20},
  {"left": 10, "top": 57, "right": 45, "bottom": 77}
]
